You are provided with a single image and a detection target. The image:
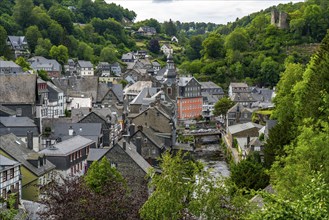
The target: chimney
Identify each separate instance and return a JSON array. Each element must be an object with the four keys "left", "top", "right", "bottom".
[
  {"left": 136, "top": 137, "right": 142, "bottom": 155},
  {"left": 247, "top": 135, "right": 250, "bottom": 148},
  {"left": 129, "top": 124, "right": 135, "bottom": 136},
  {"left": 68, "top": 126, "right": 74, "bottom": 136},
  {"left": 27, "top": 131, "right": 33, "bottom": 150},
  {"left": 123, "top": 141, "right": 126, "bottom": 151},
  {"left": 46, "top": 139, "right": 51, "bottom": 148}
]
